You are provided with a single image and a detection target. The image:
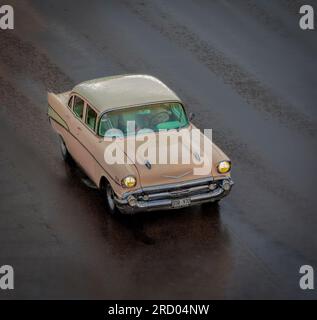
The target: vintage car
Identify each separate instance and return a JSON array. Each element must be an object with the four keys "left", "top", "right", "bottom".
[{"left": 48, "top": 74, "right": 233, "bottom": 214}]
